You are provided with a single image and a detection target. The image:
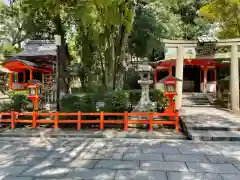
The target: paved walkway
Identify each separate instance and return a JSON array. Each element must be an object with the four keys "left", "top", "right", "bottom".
[
  {"left": 180, "top": 107, "right": 240, "bottom": 130},
  {"left": 0, "top": 137, "right": 240, "bottom": 180},
  {"left": 180, "top": 107, "right": 240, "bottom": 141}
]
